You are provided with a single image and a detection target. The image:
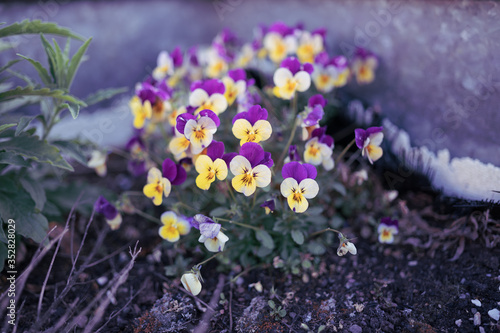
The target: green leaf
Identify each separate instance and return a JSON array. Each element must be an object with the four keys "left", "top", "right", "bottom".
[
  {"left": 52, "top": 140, "right": 87, "bottom": 165},
  {"left": 268, "top": 300, "right": 276, "bottom": 309},
  {"left": 291, "top": 230, "right": 304, "bottom": 245},
  {"left": 332, "top": 182, "right": 346, "bottom": 196},
  {"left": 307, "top": 241, "right": 326, "bottom": 255},
  {"left": 0, "top": 190, "right": 48, "bottom": 243},
  {"left": 0, "top": 135, "right": 73, "bottom": 171},
  {"left": 67, "top": 37, "right": 92, "bottom": 89},
  {"left": 0, "top": 152, "right": 30, "bottom": 167},
  {"left": 255, "top": 229, "right": 274, "bottom": 249},
  {"left": 40, "top": 34, "right": 57, "bottom": 84},
  {"left": 0, "top": 20, "right": 84, "bottom": 40},
  {"left": 84, "top": 87, "right": 128, "bottom": 106},
  {"left": 52, "top": 38, "right": 66, "bottom": 87},
  {"left": 15, "top": 116, "right": 35, "bottom": 136},
  {"left": 0, "top": 123, "right": 16, "bottom": 134},
  {"left": 58, "top": 102, "right": 80, "bottom": 119},
  {"left": 17, "top": 54, "right": 52, "bottom": 86},
  {"left": 210, "top": 207, "right": 228, "bottom": 217},
  {"left": 0, "top": 86, "right": 86, "bottom": 105},
  {"left": 0, "top": 59, "right": 21, "bottom": 74},
  {"left": 20, "top": 177, "right": 46, "bottom": 211}
]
